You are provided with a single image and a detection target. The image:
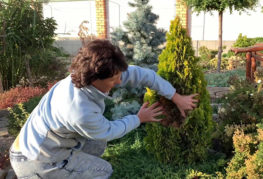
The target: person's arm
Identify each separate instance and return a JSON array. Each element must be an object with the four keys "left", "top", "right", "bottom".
[
  {"left": 120, "top": 65, "right": 176, "bottom": 99},
  {"left": 69, "top": 110, "right": 140, "bottom": 142},
  {"left": 120, "top": 65, "right": 198, "bottom": 119}
]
